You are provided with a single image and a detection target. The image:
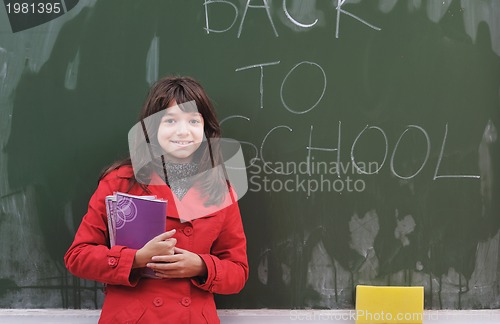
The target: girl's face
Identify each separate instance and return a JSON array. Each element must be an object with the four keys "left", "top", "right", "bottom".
[{"left": 157, "top": 101, "right": 205, "bottom": 163}]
